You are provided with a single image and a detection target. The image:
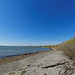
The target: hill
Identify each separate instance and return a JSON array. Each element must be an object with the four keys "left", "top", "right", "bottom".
[{"left": 55, "top": 38, "right": 75, "bottom": 59}]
